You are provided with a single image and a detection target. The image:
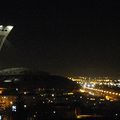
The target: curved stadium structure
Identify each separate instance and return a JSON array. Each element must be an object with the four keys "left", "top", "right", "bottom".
[
  {"left": 0, "top": 67, "right": 78, "bottom": 89},
  {"left": 0, "top": 67, "right": 79, "bottom": 120}
]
